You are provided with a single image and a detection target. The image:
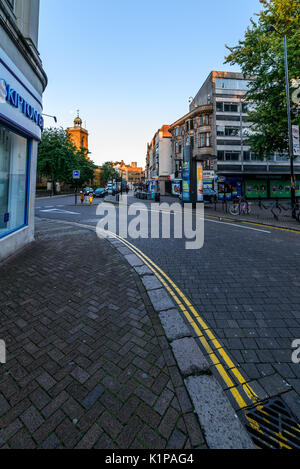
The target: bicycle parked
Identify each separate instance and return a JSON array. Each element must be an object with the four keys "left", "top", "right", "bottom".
[
  {"left": 257, "top": 198, "right": 300, "bottom": 222},
  {"left": 229, "top": 197, "right": 252, "bottom": 216}
]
